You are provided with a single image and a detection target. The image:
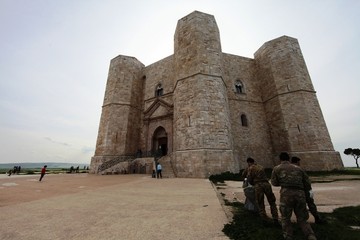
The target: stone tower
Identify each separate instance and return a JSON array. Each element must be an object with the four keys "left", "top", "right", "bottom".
[
  {"left": 173, "top": 12, "right": 236, "bottom": 177},
  {"left": 254, "top": 36, "right": 341, "bottom": 169},
  {"left": 90, "top": 56, "right": 144, "bottom": 172},
  {"left": 90, "top": 11, "right": 343, "bottom": 177}
]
